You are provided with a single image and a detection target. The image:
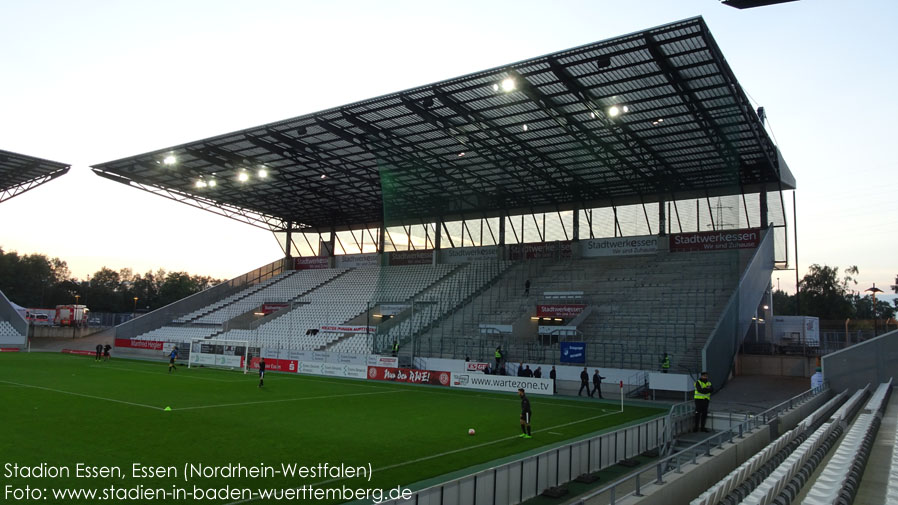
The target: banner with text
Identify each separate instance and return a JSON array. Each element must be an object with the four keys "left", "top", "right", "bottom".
[
  {"left": 441, "top": 246, "right": 499, "bottom": 264},
  {"left": 560, "top": 342, "right": 586, "bottom": 363},
  {"left": 582, "top": 235, "right": 659, "bottom": 257},
  {"left": 536, "top": 304, "right": 586, "bottom": 318},
  {"left": 114, "top": 338, "right": 164, "bottom": 350},
  {"left": 387, "top": 250, "right": 433, "bottom": 266},
  {"left": 367, "top": 355, "right": 399, "bottom": 368},
  {"left": 450, "top": 373, "right": 554, "bottom": 395},
  {"left": 335, "top": 253, "right": 379, "bottom": 268},
  {"left": 250, "top": 357, "right": 298, "bottom": 372},
  {"left": 670, "top": 228, "right": 761, "bottom": 252},
  {"left": 465, "top": 362, "right": 490, "bottom": 372},
  {"left": 299, "top": 361, "right": 368, "bottom": 379},
  {"left": 62, "top": 349, "right": 95, "bottom": 356},
  {"left": 539, "top": 325, "right": 579, "bottom": 336},
  {"left": 508, "top": 241, "right": 572, "bottom": 260},
  {"left": 319, "top": 325, "right": 374, "bottom": 334},
  {"left": 366, "top": 366, "right": 451, "bottom": 387},
  {"left": 261, "top": 303, "right": 288, "bottom": 315},
  {"left": 294, "top": 256, "right": 330, "bottom": 270},
  {"left": 0, "top": 348, "right": 21, "bottom": 352},
  {"left": 380, "top": 304, "right": 410, "bottom": 316},
  {"left": 189, "top": 353, "right": 244, "bottom": 368}
]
